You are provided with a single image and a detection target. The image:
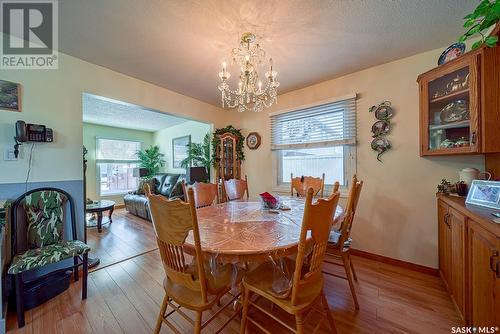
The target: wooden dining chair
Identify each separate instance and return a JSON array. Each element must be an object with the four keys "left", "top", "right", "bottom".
[
  {"left": 290, "top": 173, "right": 325, "bottom": 197},
  {"left": 222, "top": 175, "right": 249, "bottom": 201},
  {"left": 323, "top": 175, "right": 363, "bottom": 310},
  {"left": 182, "top": 181, "right": 219, "bottom": 208},
  {"left": 145, "top": 184, "right": 239, "bottom": 334},
  {"left": 240, "top": 188, "right": 340, "bottom": 334}
]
